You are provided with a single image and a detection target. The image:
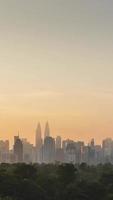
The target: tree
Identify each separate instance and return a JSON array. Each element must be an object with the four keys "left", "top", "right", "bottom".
[{"left": 57, "top": 164, "right": 77, "bottom": 185}]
